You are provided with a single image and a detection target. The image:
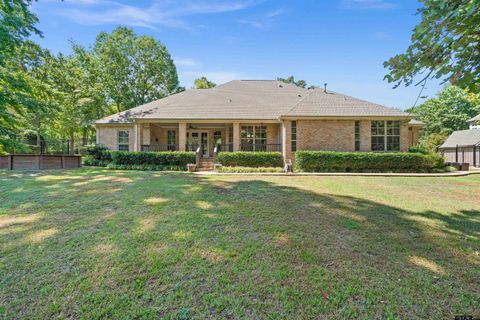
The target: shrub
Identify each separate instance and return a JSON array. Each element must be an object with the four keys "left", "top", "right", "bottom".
[
  {"left": 216, "top": 166, "right": 284, "bottom": 173},
  {"left": 409, "top": 145, "right": 445, "bottom": 169},
  {"left": 83, "top": 155, "right": 110, "bottom": 167},
  {"left": 295, "top": 151, "right": 437, "bottom": 173},
  {"left": 110, "top": 151, "right": 195, "bottom": 168},
  {"left": 107, "top": 163, "right": 187, "bottom": 171},
  {"left": 82, "top": 144, "right": 112, "bottom": 161},
  {"left": 217, "top": 152, "right": 283, "bottom": 167}
]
